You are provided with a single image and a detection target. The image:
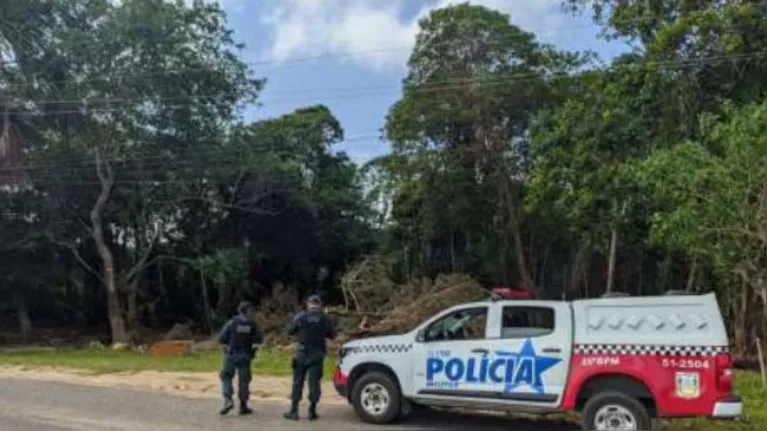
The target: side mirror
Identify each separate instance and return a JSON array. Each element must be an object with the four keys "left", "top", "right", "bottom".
[{"left": 416, "top": 329, "right": 427, "bottom": 343}]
